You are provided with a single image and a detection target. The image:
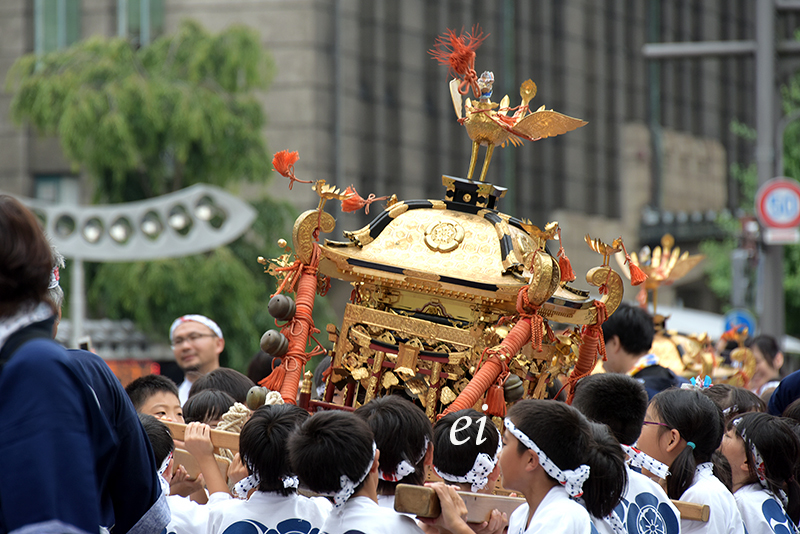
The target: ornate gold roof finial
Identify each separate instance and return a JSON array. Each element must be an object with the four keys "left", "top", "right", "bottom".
[
  {"left": 617, "top": 234, "right": 705, "bottom": 314},
  {"left": 430, "top": 27, "right": 587, "bottom": 183}
]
